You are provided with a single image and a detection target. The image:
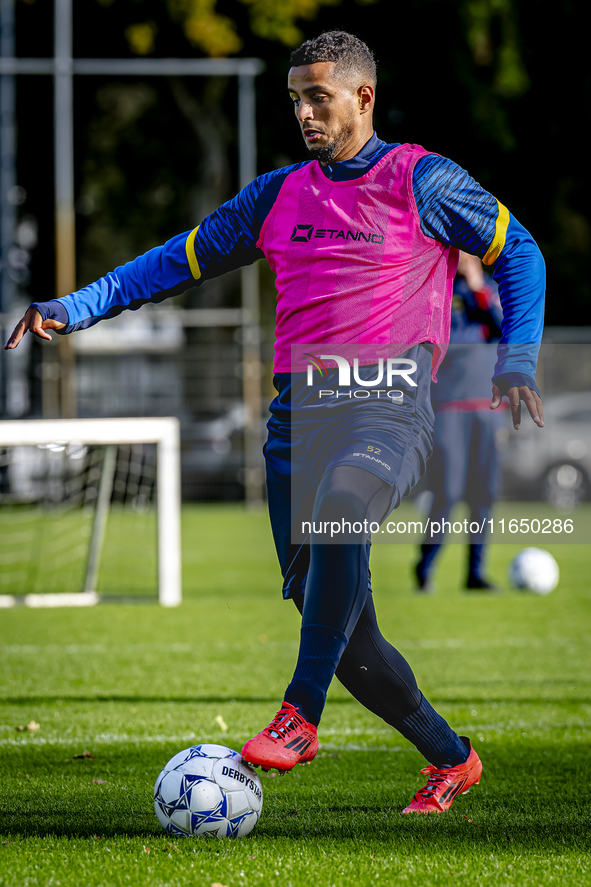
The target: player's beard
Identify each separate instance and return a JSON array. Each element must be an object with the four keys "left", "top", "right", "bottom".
[{"left": 307, "top": 115, "right": 356, "bottom": 163}]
